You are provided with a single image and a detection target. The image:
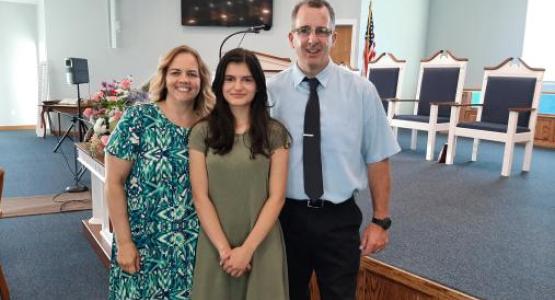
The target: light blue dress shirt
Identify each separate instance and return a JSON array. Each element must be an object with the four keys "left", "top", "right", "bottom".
[{"left": 268, "top": 62, "right": 400, "bottom": 203}]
